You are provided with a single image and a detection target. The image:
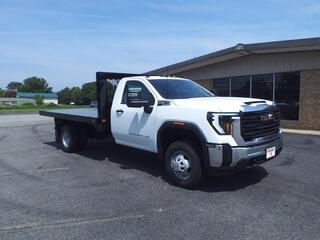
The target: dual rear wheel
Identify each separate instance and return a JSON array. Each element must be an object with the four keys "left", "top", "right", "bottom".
[{"left": 60, "top": 125, "right": 88, "bottom": 153}]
